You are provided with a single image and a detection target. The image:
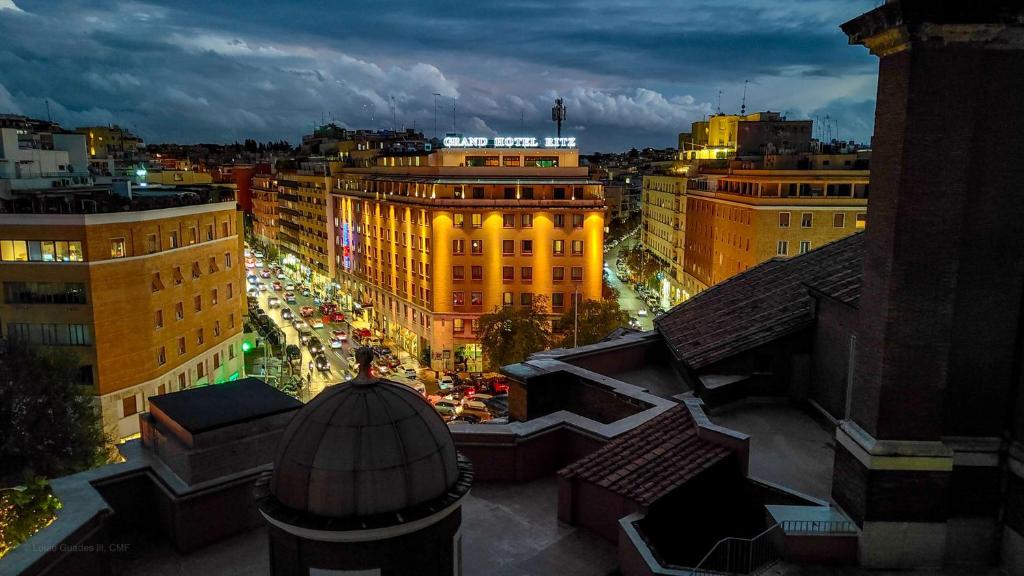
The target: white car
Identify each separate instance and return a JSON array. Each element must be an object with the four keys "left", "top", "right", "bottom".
[
  {"left": 404, "top": 367, "right": 418, "bottom": 379},
  {"left": 310, "top": 319, "right": 324, "bottom": 329},
  {"left": 637, "top": 309, "right": 648, "bottom": 317},
  {"left": 277, "top": 272, "right": 287, "bottom": 280},
  {"left": 247, "top": 287, "right": 259, "bottom": 298},
  {"left": 329, "top": 337, "right": 344, "bottom": 349},
  {"left": 405, "top": 380, "right": 426, "bottom": 396},
  {"left": 285, "top": 283, "right": 295, "bottom": 291},
  {"left": 254, "top": 251, "right": 264, "bottom": 258},
  {"left": 267, "top": 297, "right": 281, "bottom": 308},
  {"left": 255, "top": 259, "right": 264, "bottom": 267},
  {"left": 292, "top": 319, "right": 308, "bottom": 331},
  {"left": 438, "top": 374, "right": 454, "bottom": 390}
]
